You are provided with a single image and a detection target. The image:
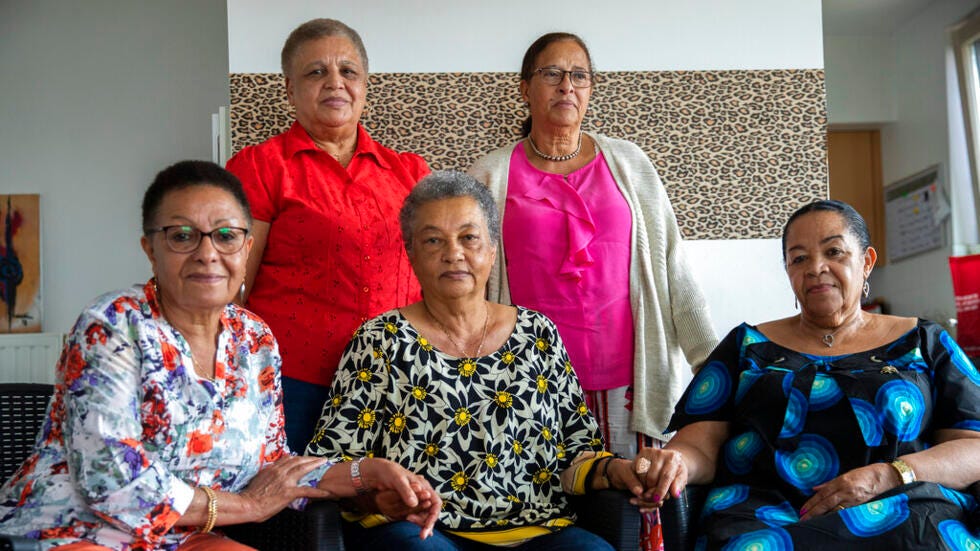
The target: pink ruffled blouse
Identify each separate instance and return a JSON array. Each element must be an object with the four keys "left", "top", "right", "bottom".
[{"left": 502, "top": 143, "right": 634, "bottom": 390}]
